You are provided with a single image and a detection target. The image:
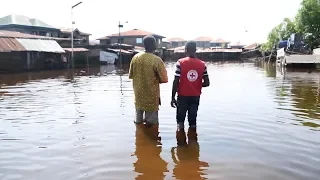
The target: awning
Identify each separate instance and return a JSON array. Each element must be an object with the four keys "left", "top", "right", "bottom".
[
  {"left": 108, "top": 48, "right": 132, "bottom": 55},
  {"left": 16, "top": 38, "right": 65, "bottom": 53}
]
